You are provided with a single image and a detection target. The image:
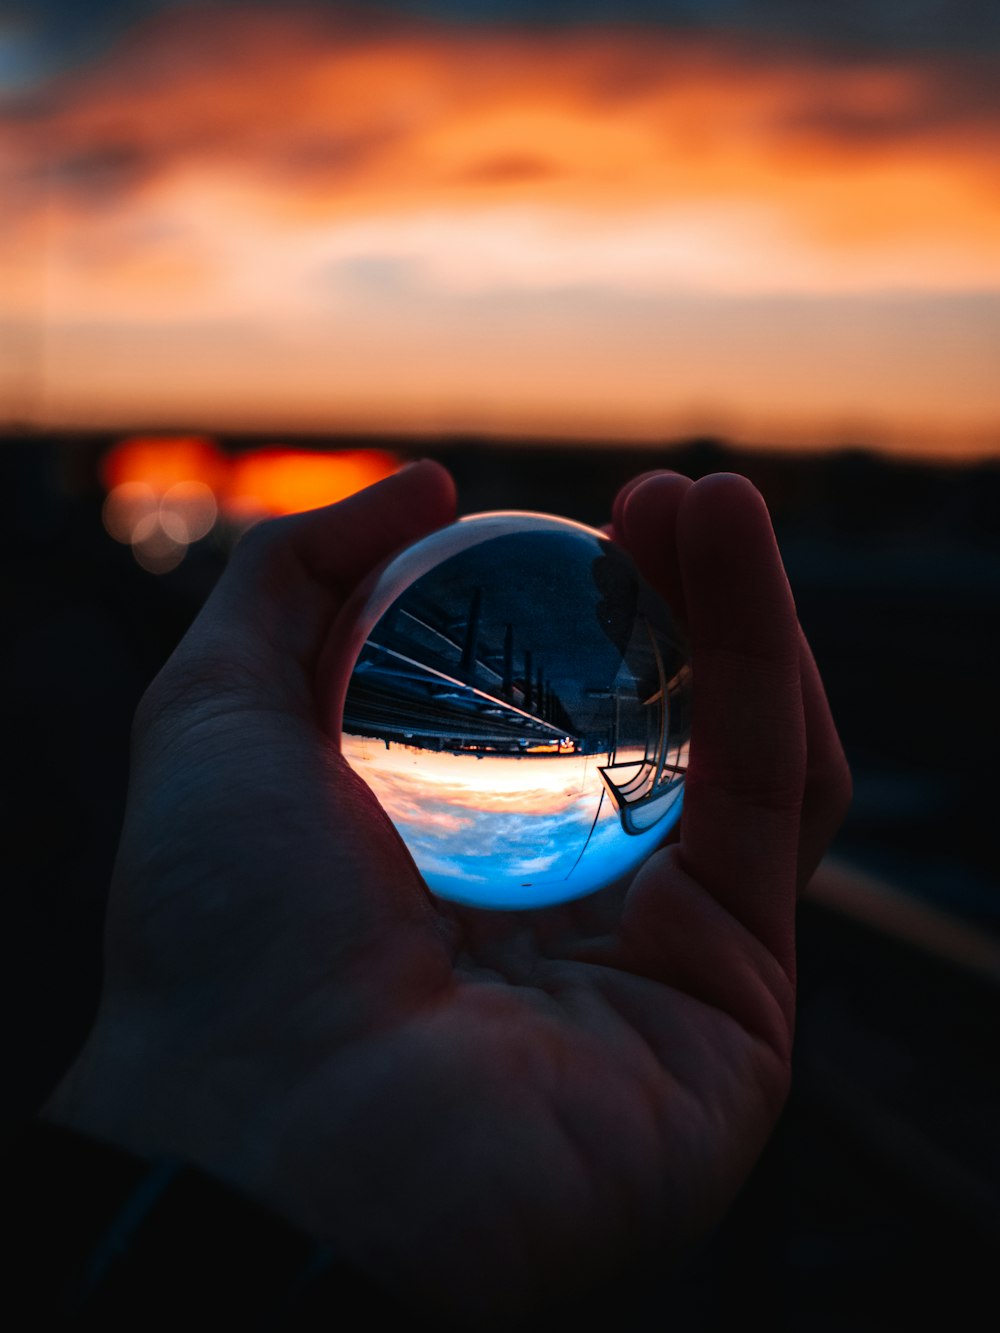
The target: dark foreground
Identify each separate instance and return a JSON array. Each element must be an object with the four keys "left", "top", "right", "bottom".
[{"left": 4, "top": 430, "right": 998, "bottom": 1329}]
